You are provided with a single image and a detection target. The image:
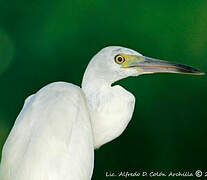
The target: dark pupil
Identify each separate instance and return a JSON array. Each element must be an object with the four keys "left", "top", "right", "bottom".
[{"left": 117, "top": 56, "right": 123, "bottom": 62}]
